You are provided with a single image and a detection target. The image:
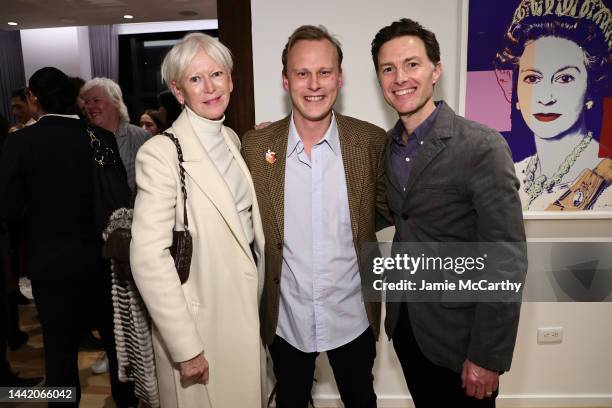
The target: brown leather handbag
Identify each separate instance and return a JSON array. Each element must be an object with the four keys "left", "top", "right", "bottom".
[
  {"left": 164, "top": 131, "right": 192, "bottom": 283},
  {"left": 102, "top": 131, "right": 192, "bottom": 284}
]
